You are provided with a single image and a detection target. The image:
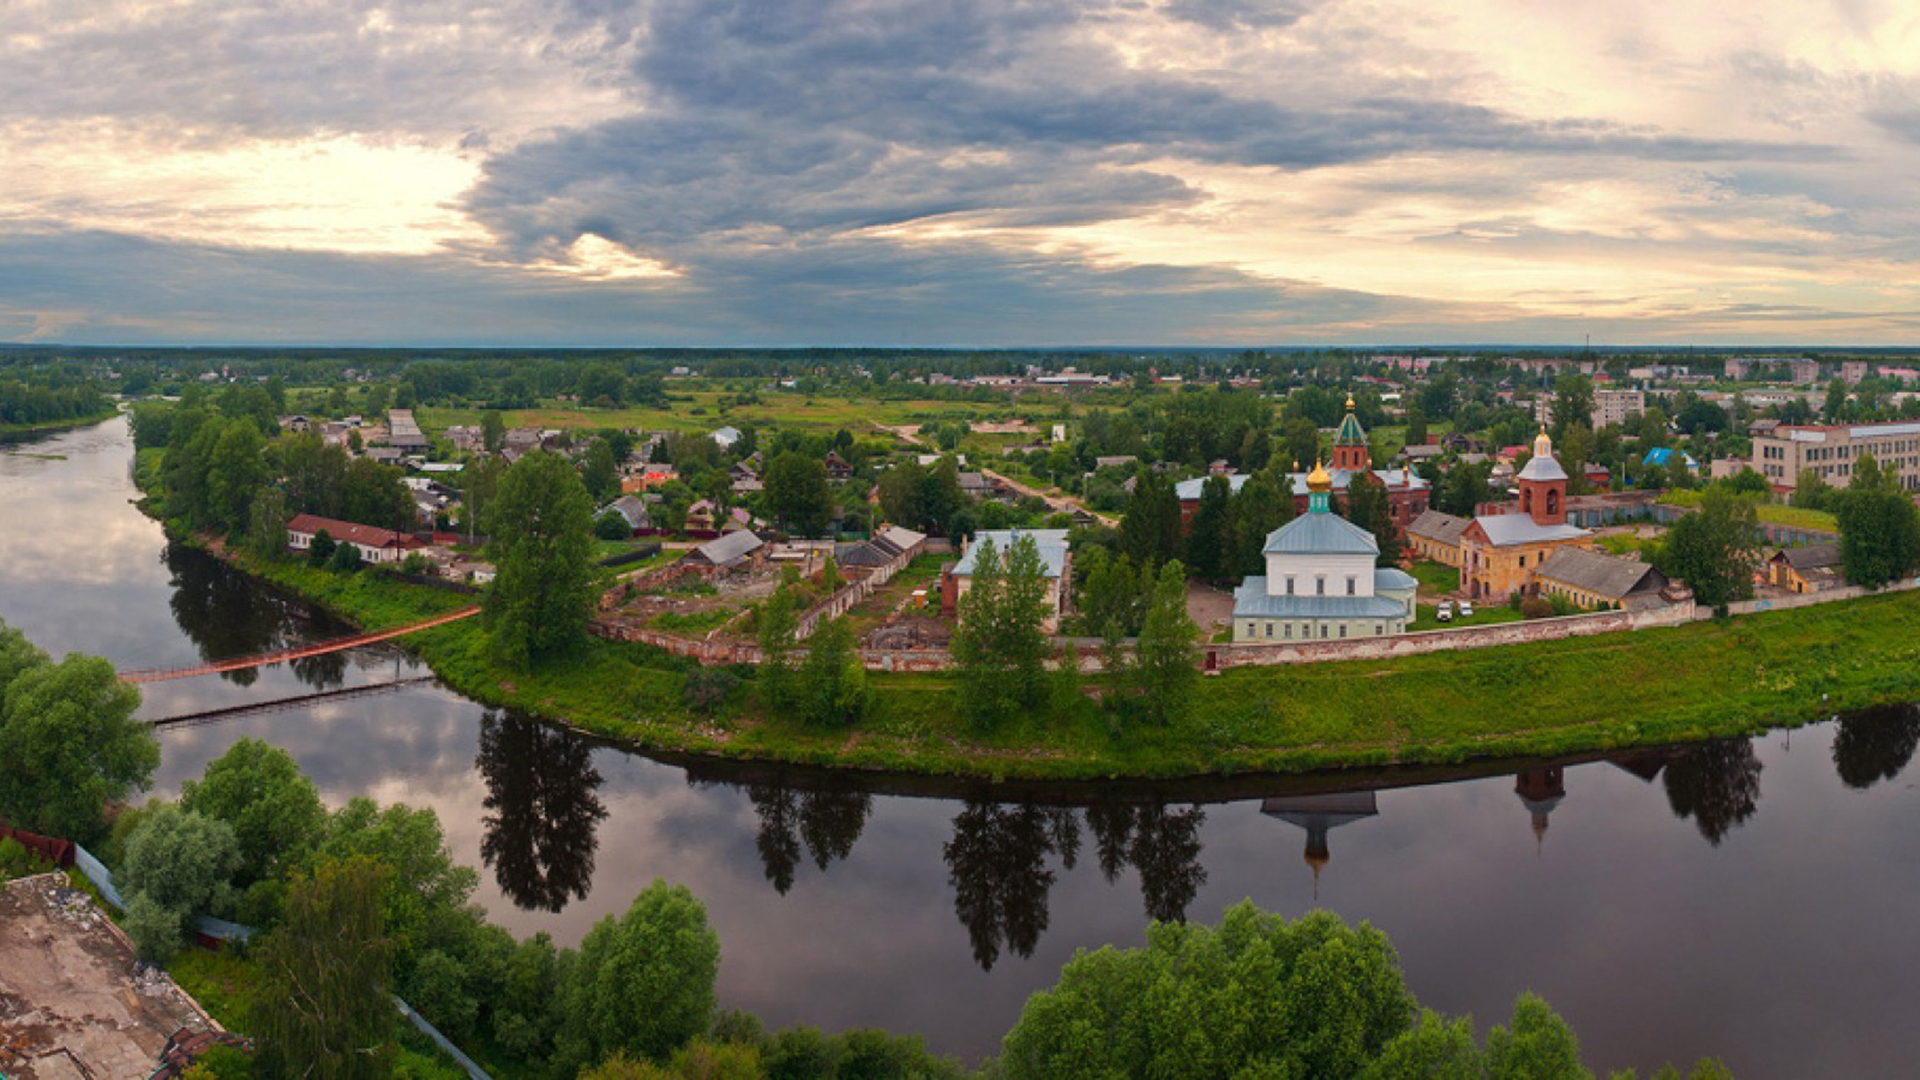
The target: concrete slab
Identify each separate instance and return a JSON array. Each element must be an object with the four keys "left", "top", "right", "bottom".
[{"left": 0, "top": 873, "right": 219, "bottom": 1079}]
